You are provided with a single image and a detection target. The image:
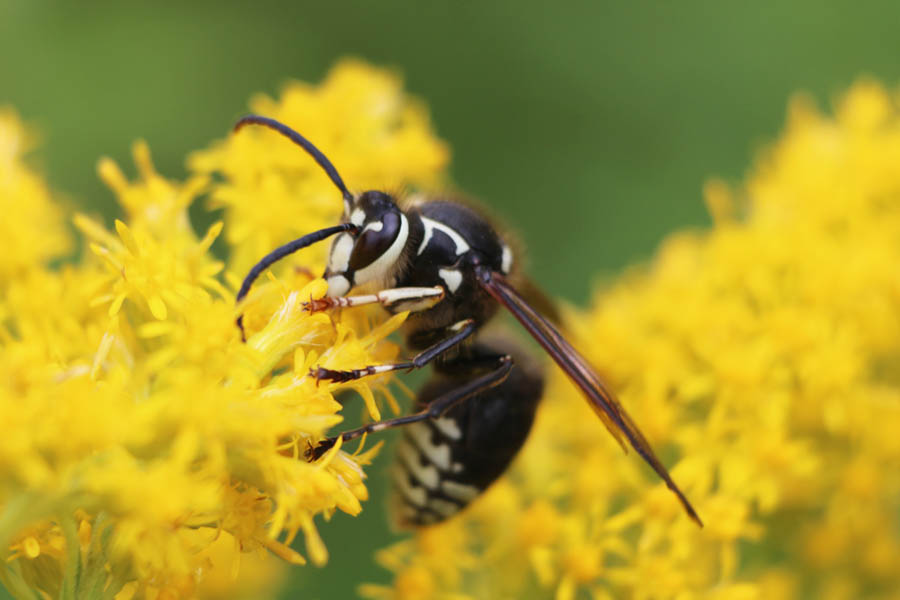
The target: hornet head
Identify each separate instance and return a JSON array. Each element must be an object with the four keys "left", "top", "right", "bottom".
[
  {"left": 232, "top": 116, "right": 413, "bottom": 337},
  {"left": 324, "top": 190, "right": 410, "bottom": 297}
]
